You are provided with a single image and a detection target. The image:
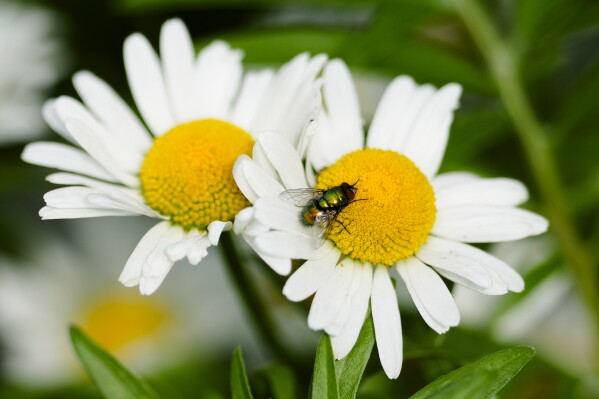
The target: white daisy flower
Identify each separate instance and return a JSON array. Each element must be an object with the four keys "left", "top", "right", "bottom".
[
  {"left": 455, "top": 238, "right": 595, "bottom": 376},
  {"left": 0, "top": 219, "right": 259, "bottom": 387},
  {"left": 233, "top": 59, "right": 549, "bottom": 378},
  {"left": 0, "top": 0, "right": 65, "bottom": 143},
  {"left": 22, "top": 18, "right": 325, "bottom": 295}
]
